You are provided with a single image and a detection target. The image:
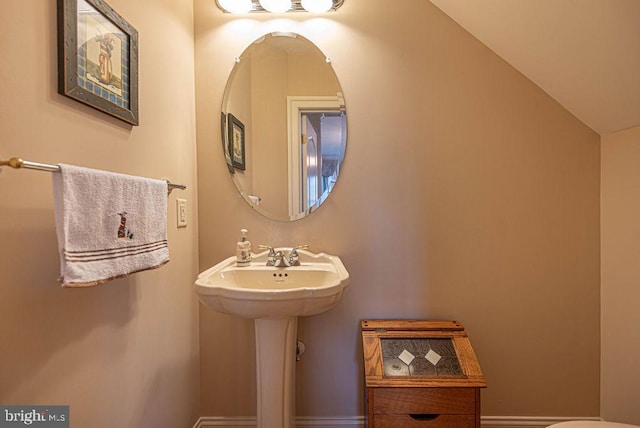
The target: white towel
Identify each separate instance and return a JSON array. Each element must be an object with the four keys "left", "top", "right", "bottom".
[{"left": 52, "top": 164, "right": 169, "bottom": 287}]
